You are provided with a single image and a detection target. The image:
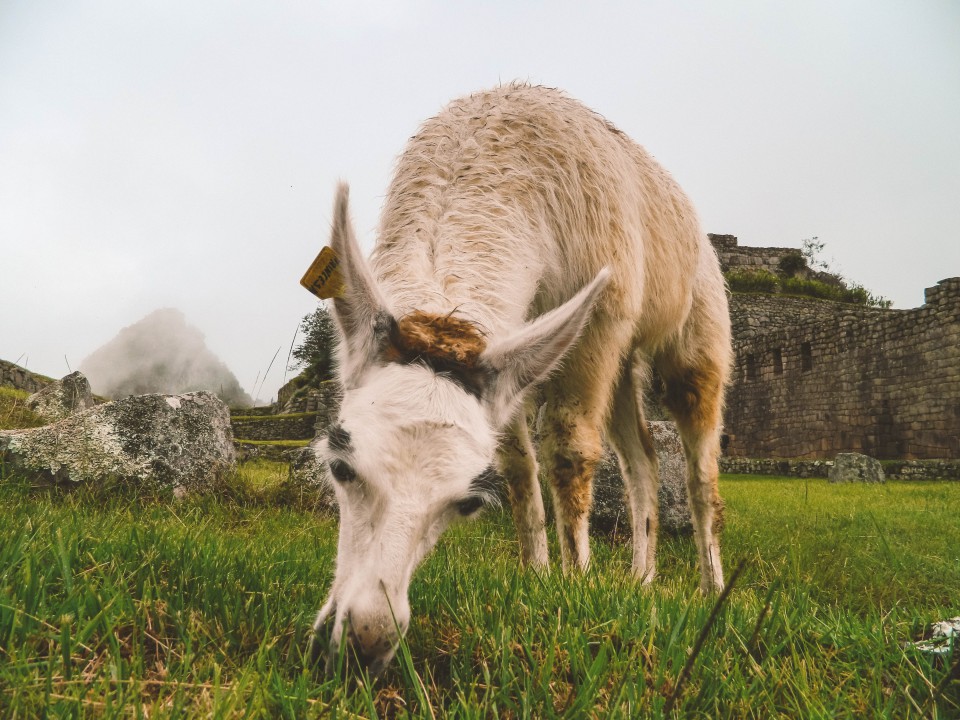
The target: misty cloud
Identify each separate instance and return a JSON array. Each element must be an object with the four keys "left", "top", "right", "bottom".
[{"left": 79, "top": 308, "right": 252, "bottom": 407}]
